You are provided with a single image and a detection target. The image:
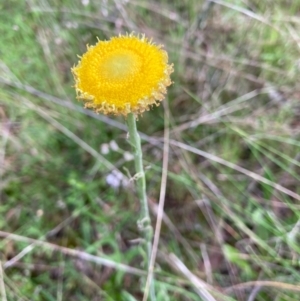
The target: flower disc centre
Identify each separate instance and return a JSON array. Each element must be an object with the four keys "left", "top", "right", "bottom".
[{"left": 101, "top": 50, "right": 141, "bottom": 81}]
